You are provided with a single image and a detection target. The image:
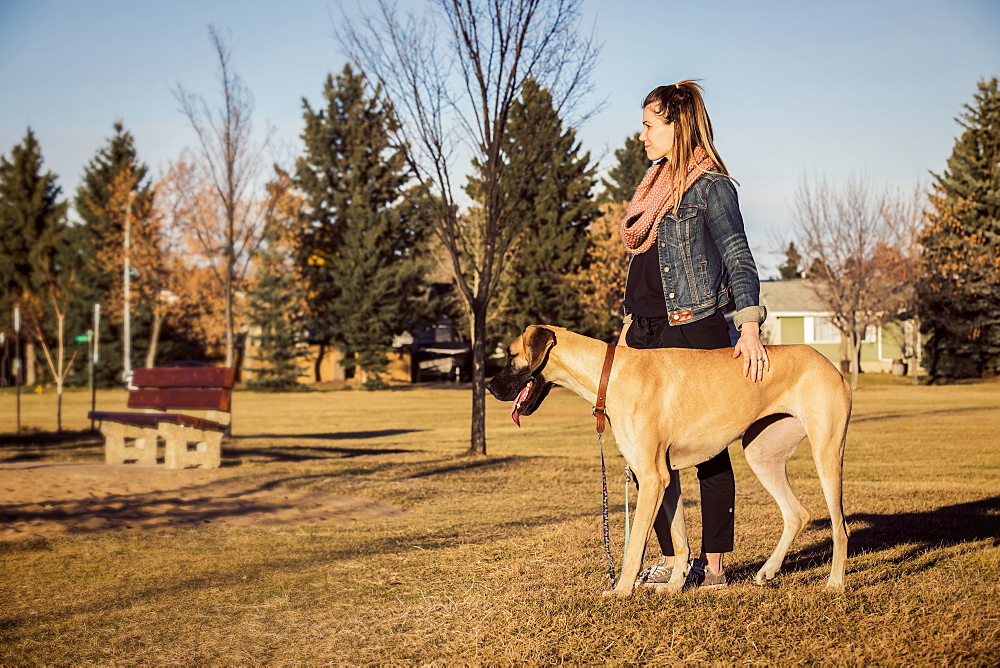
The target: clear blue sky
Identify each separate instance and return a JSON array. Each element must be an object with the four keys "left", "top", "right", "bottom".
[{"left": 1, "top": 0, "right": 998, "bottom": 276}]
